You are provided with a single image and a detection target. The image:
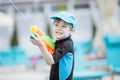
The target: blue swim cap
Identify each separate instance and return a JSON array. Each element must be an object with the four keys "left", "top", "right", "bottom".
[{"left": 50, "top": 11, "right": 77, "bottom": 28}]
